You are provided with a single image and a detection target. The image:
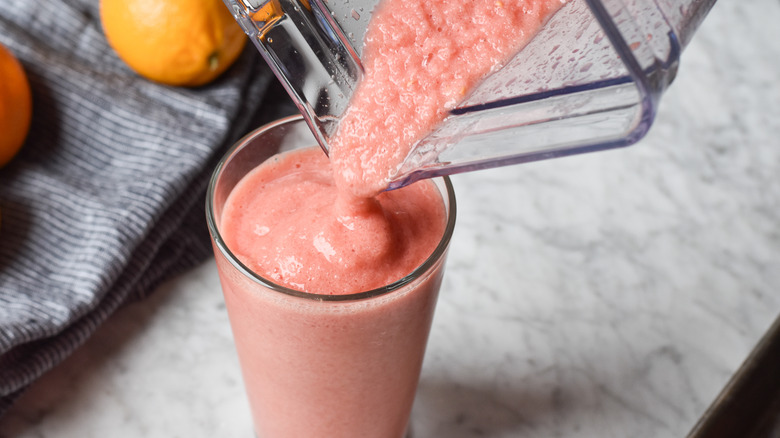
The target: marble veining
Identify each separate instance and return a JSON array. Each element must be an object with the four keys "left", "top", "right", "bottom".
[{"left": 1, "top": 0, "right": 779, "bottom": 437}]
